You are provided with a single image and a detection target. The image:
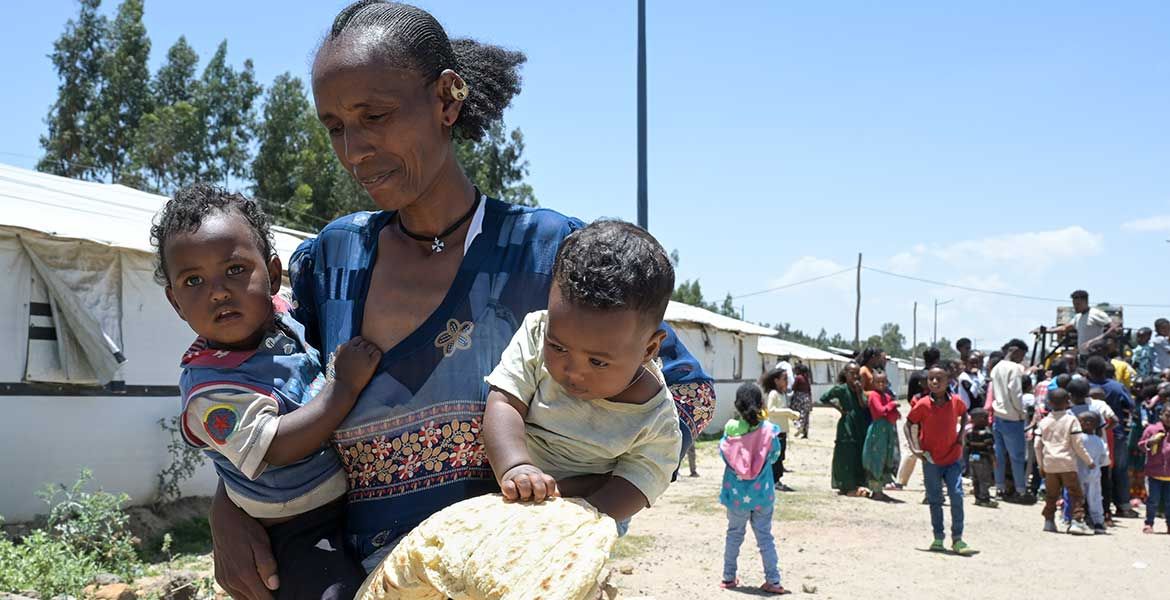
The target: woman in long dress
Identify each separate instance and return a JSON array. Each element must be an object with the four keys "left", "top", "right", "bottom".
[
  {"left": 820, "top": 362, "right": 870, "bottom": 496},
  {"left": 790, "top": 364, "right": 813, "bottom": 439}
]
